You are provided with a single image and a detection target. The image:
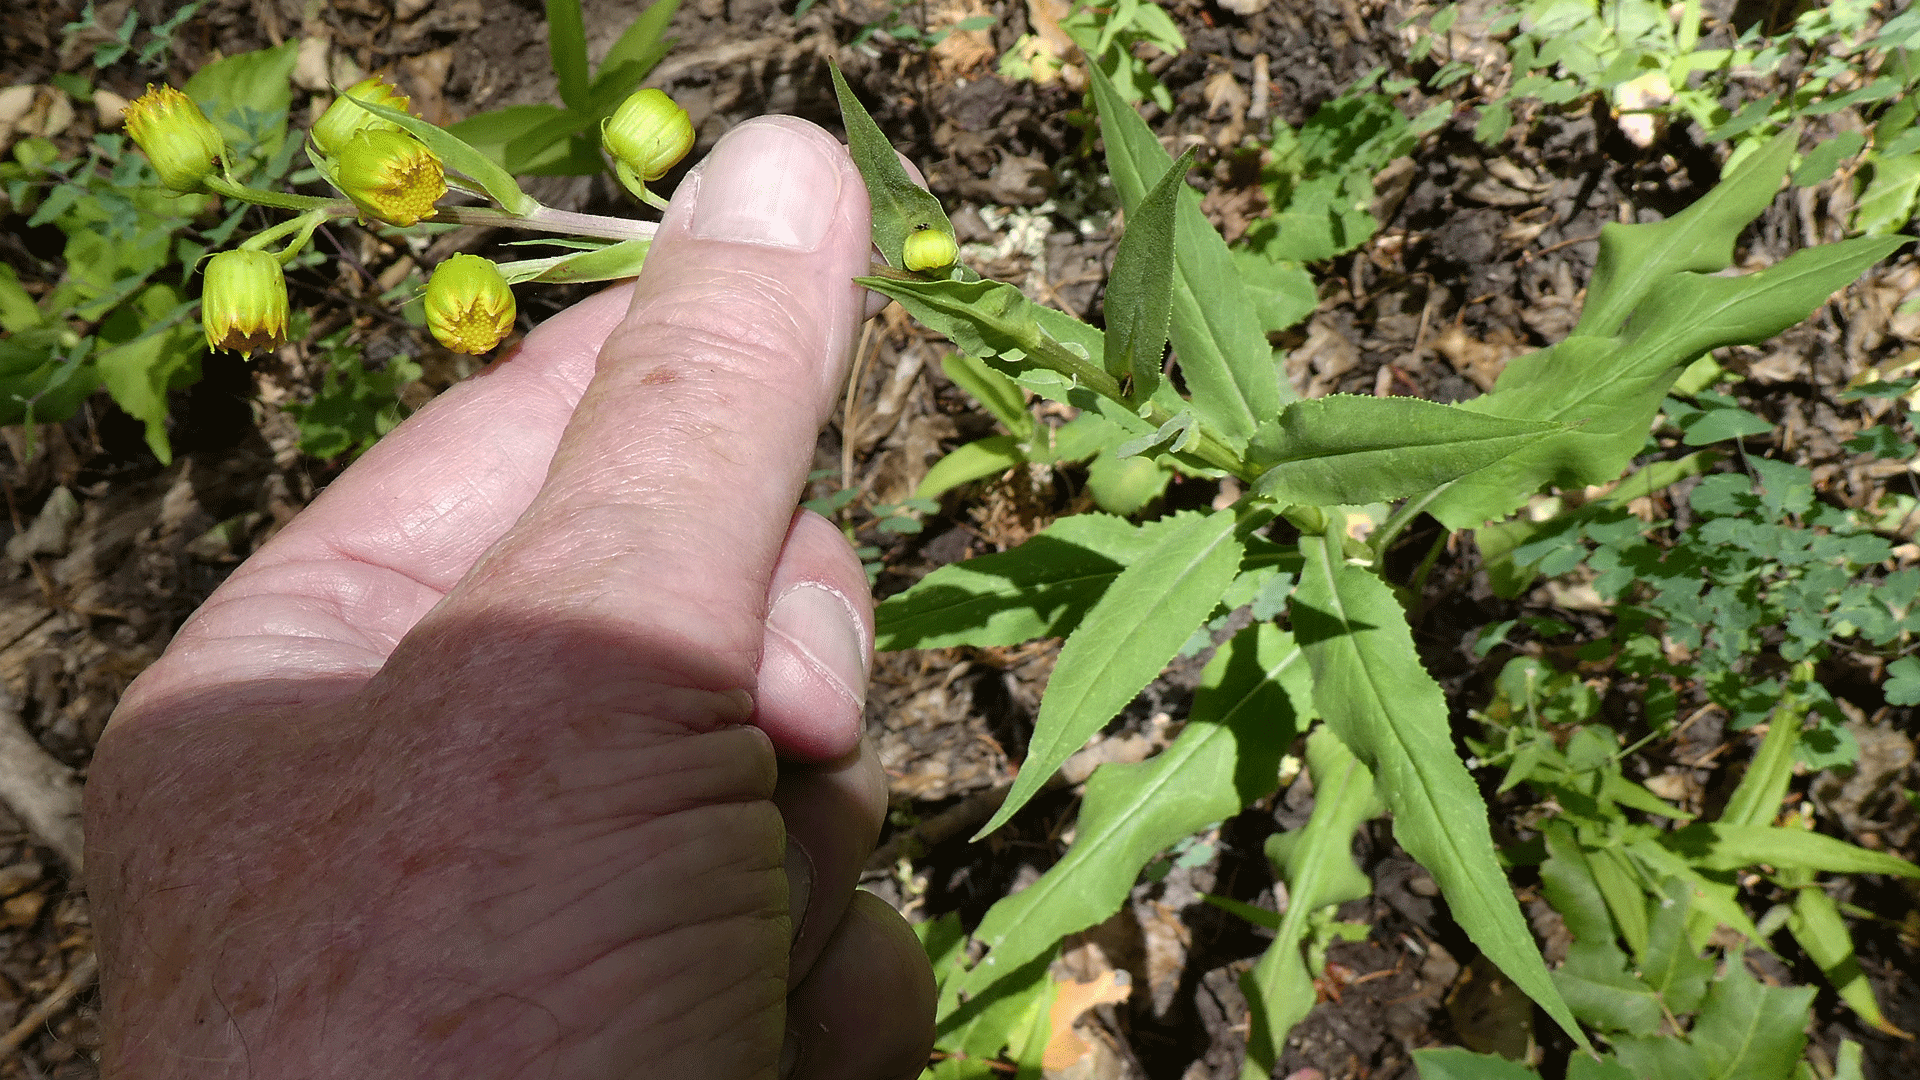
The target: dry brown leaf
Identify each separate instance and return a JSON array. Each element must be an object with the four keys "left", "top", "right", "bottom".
[{"left": 1042, "top": 969, "right": 1133, "bottom": 1071}]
